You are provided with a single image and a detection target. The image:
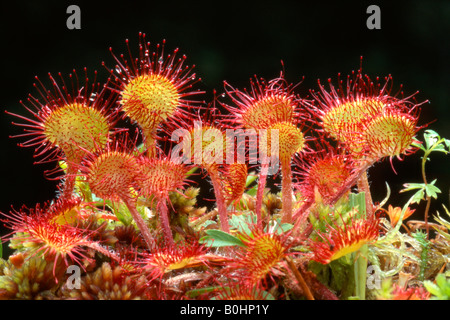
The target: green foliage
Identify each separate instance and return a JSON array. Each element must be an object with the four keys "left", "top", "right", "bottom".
[
  {"left": 228, "top": 213, "right": 292, "bottom": 235},
  {"left": 105, "top": 199, "right": 134, "bottom": 226},
  {"left": 268, "top": 219, "right": 293, "bottom": 235},
  {"left": 434, "top": 208, "right": 450, "bottom": 242},
  {"left": 424, "top": 273, "right": 450, "bottom": 300},
  {"left": 403, "top": 129, "right": 449, "bottom": 204},
  {"left": 413, "top": 129, "right": 450, "bottom": 155},
  {"left": 169, "top": 187, "right": 201, "bottom": 215},
  {"left": 184, "top": 286, "right": 220, "bottom": 298},
  {"left": 309, "top": 258, "right": 355, "bottom": 300},
  {"left": 375, "top": 278, "right": 394, "bottom": 300},
  {"left": 412, "top": 230, "right": 430, "bottom": 281},
  {"left": 401, "top": 179, "right": 441, "bottom": 203},
  {"left": 308, "top": 196, "right": 352, "bottom": 233},
  {"left": 229, "top": 213, "right": 257, "bottom": 235},
  {"left": 348, "top": 192, "right": 367, "bottom": 219},
  {"left": 245, "top": 172, "right": 257, "bottom": 187},
  {"left": 199, "top": 229, "right": 245, "bottom": 247}
]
